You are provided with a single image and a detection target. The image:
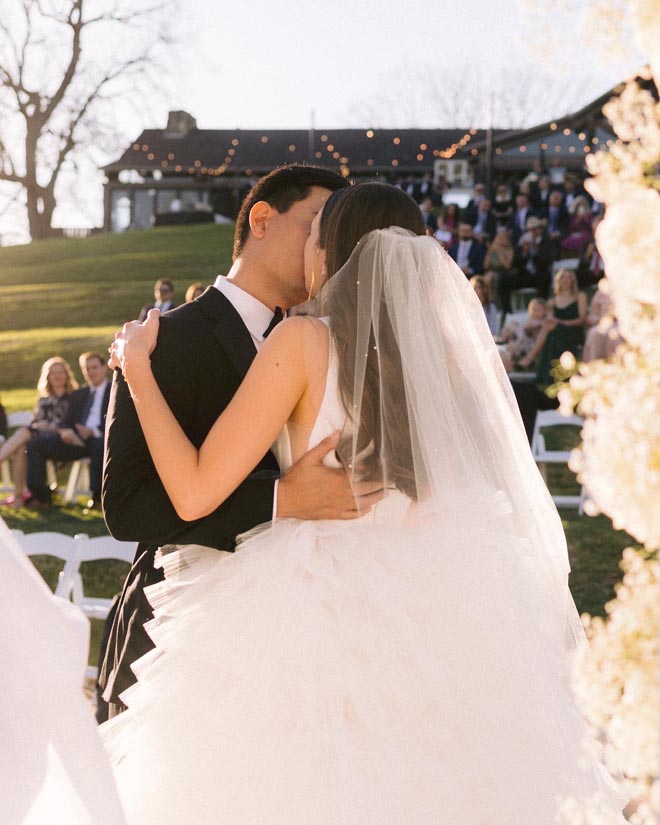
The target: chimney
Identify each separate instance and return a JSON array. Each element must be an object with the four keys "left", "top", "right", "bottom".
[{"left": 165, "top": 111, "right": 197, "bottom": 138}]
